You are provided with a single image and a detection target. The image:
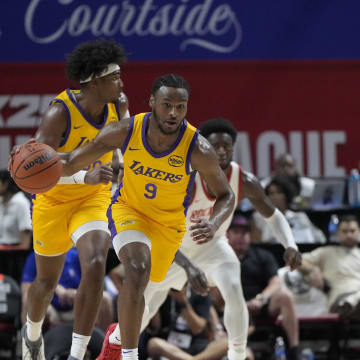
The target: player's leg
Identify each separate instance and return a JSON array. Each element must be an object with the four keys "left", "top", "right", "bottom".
[
  {"left": 68, "top": 193, "right": 112, "bottom": 360},
  {"left": 25, "top": 254, "right": 66, "bottom": 327},
  {"left": 23, "top": 198, "right": 72, "bottom": 359},
  {"left": 98, "top": 202, "right": 183, "bottom": 360},
  {"left": 117, "top": 233, "right": 152, "bottom": 349},
  {"left": 141, "top": 262, "right": 187, "bottom": 332},
  {"left": 206, "top": 243, "right": 248, "bottom": 360}
]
